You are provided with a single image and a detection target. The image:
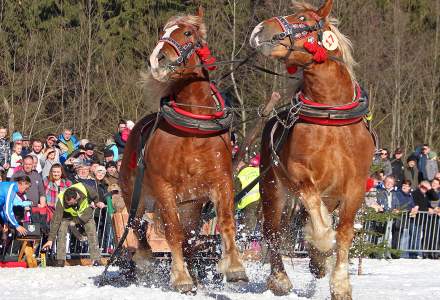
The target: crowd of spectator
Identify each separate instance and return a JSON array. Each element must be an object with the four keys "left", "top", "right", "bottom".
[
  {"left": 0, "top": 120, "right": 134, "bottom": 266},
  {"left": 365, "top": 145, "right": 440, "bottom": 258}
]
